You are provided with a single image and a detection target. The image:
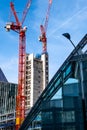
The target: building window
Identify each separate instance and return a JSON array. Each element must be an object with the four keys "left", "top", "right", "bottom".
[
  {"left": 27, "top": 101, "right": 30, "bottom": 105},
  {"left": 46, "top": 62, "right": 48, "bottom": 65},
  {"left": 46, "top": 57, "right": 48, "bottom": 61},
  {"left": 62, "top": 111, "right": 75, "bottom": 123},
  {"left": 46, "top": 72, "right": 48, "bottom": 75},
  {"left": 26, "top": 56, "right": 28, "bottom": 60}
]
